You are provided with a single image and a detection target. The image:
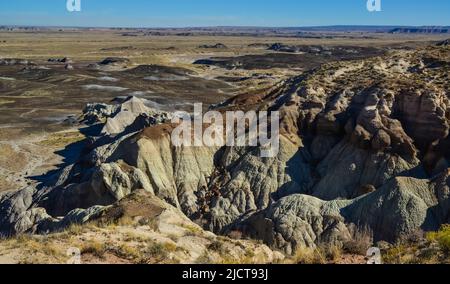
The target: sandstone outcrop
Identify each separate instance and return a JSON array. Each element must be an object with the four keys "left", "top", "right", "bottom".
[{"left": 0, "top": 45, "right": 449, "bottom": 255}]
